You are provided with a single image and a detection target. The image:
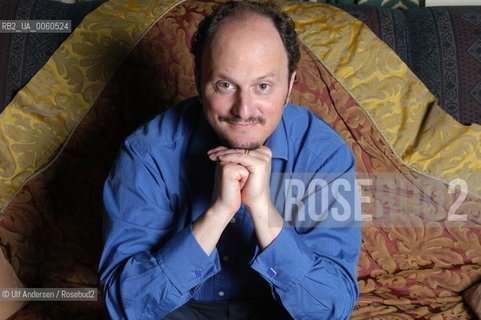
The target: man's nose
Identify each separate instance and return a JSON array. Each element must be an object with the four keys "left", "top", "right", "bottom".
[{"left": 232, "top": 90, "right": 255, "bottom": 119}]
